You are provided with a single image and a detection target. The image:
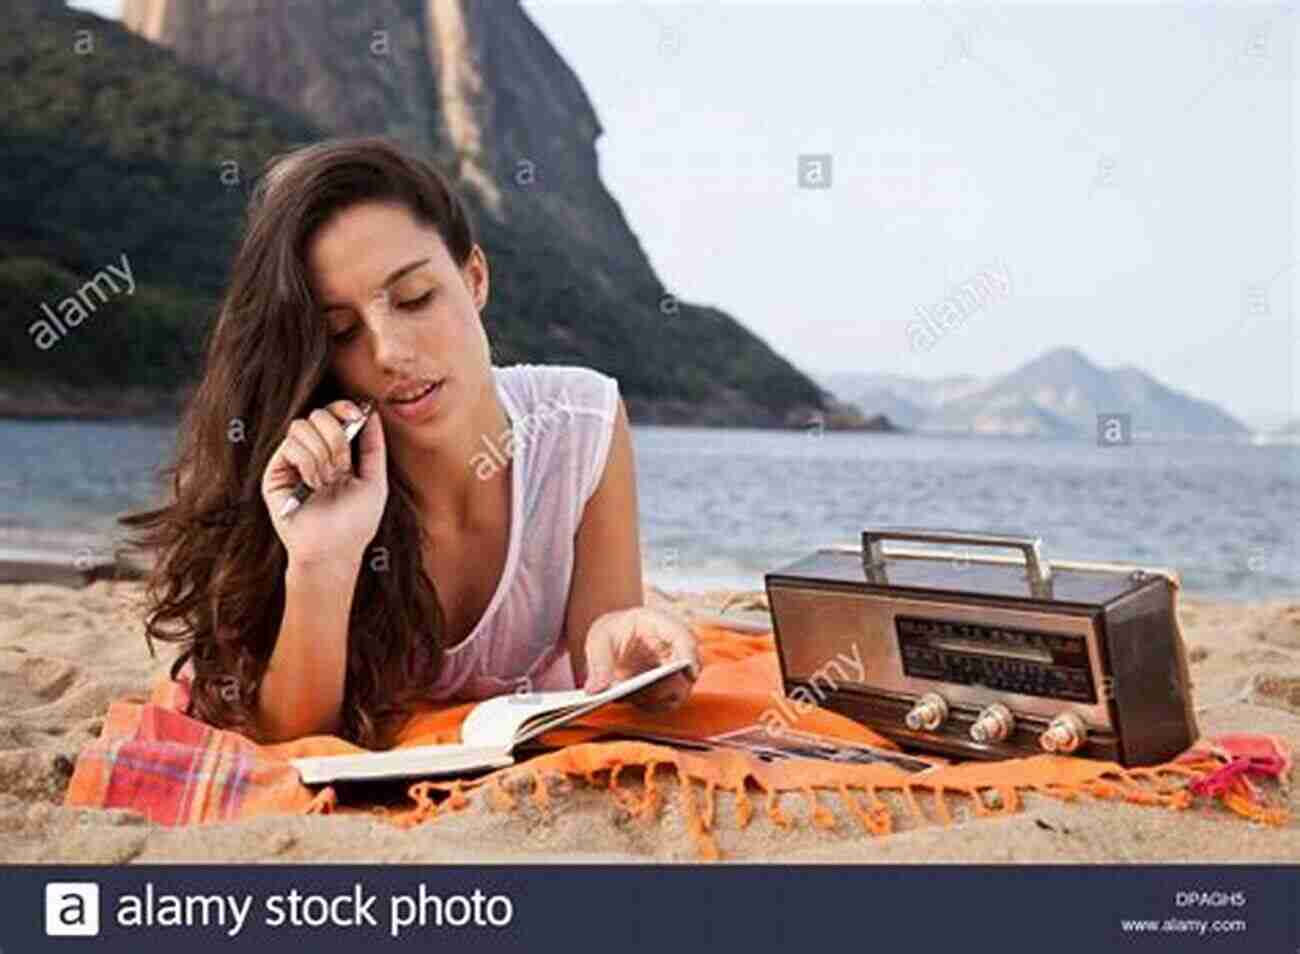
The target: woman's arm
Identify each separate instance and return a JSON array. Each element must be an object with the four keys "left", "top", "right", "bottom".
[
  {"left": 563, "top": 399, "right": 699, "bottom": 709},
  {"left": 564, "top": 398, "right": 644, "bottom": 685},
  {"left": 255, "top": 554, "right": 362, "bottom": 742}
]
